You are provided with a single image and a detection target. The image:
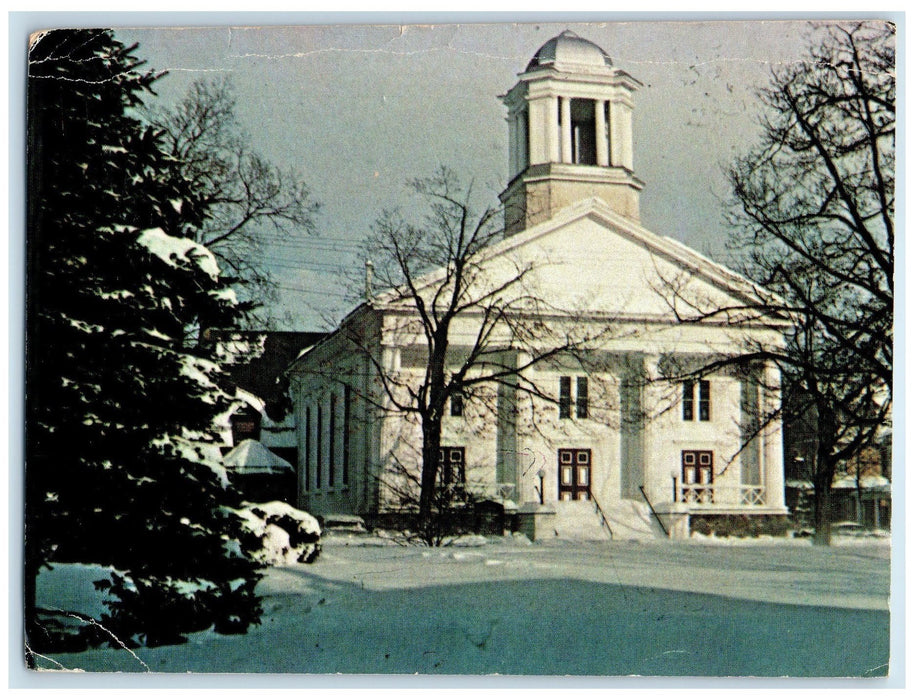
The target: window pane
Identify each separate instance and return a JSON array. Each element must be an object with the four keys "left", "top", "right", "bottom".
[
  {"left": 343, "top": 385, "right": 351, "bottom": 485},
  {"left": 559, "top": 376, "right": 571, "bottom": 418},
  {"left": 329, "top": 394, "right": 336, "bottom": 487},
  {"left": 683, "top": 381, "right": 694, "bottom": 421},
  {"left": 450, "top": 392, "right": 464, "bottom": 417},
  {"left": 699, "top": 380, "right": 711, "bottom": 421},
  {"left": 562, "top": 466, "right": 573, "bottom": 484},
  {"left": 576, "top": 377, "right": 589, "bottom": 419},
  {"left": 316, "top": 404, "right": 323, "bottom": 489},
  {"left": 578, "top": 467, "right": 589, "bottom": 486},
  {"left": 305, "top": 406, "right": 311, "bottom": 492},
  {"left": 439, "top": 447, "right": 465, "bottom": 484},
  {"left": 560, "top": 450, "right": 573, "bottom": 464}
]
